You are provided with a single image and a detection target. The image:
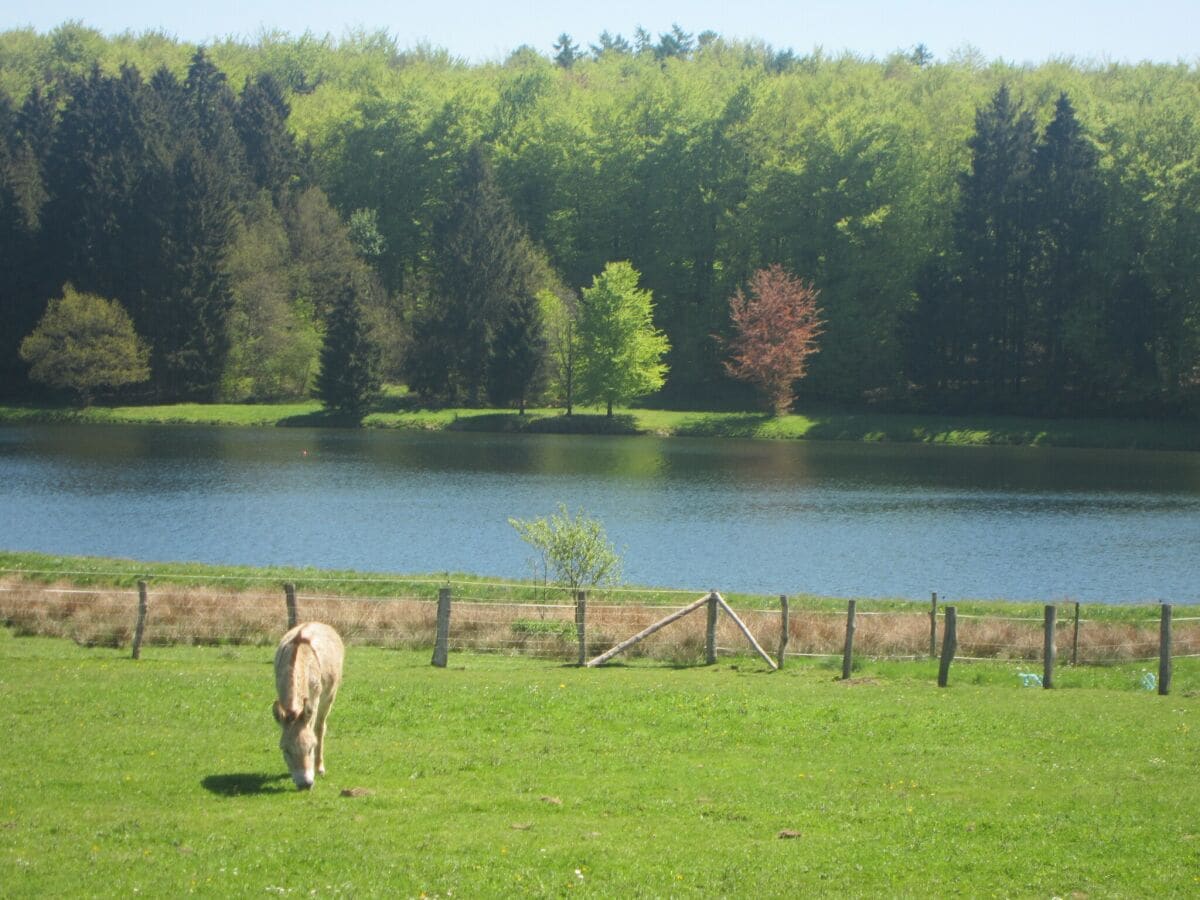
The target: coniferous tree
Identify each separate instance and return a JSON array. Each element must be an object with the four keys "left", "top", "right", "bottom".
[
  {"left": 953, "top": 84, "right": 1039, "bottom": 407},
  {"left": 902, "top": 257, "right": 967, "bottom": 405},
  {"left": 40, "top": 65, "right": 152, "bottom": 304},
  {"left": 552, "top": 34, "right": 581, "bottom": 69},
  {"left": 0, "top": 89, "right": 55, "bottom": 395},
  {"left": 155, "top": 146, "right": 237, "bottom": 399},
  {"left": 487, "top": 288, "right": 546, "bottom": 412},
  {"left": 1029, "top": 92, "right": 1102, "bottom": 409},
  {"left": 589, "top": 31, "right": 631, "bottom": 57},
  {"left": 183, "top": 49, "right": 247, "bottom": 188},
  {"left": 409, "top": 144, "right": 544, "bottom": 404},
  {"left": 655, "top": 25, "right": 694, "bottom": 60},
  {"left": 235, "top": 74, "right": 298, "bottom": 198},
  {"left": 315, "top": 280, "right": 381, "bottom": 417},
  {"left": 130, "top": 50, "right": 247, "bottom": 399}
]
